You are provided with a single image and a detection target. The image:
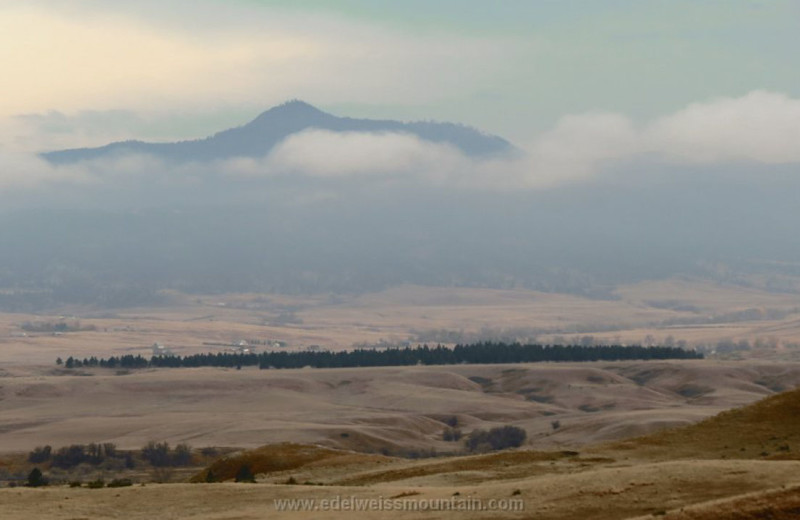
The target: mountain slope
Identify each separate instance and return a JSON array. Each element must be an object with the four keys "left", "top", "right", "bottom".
[{"left": 40, "top": 100, "right": 514, "bottom": 164}]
